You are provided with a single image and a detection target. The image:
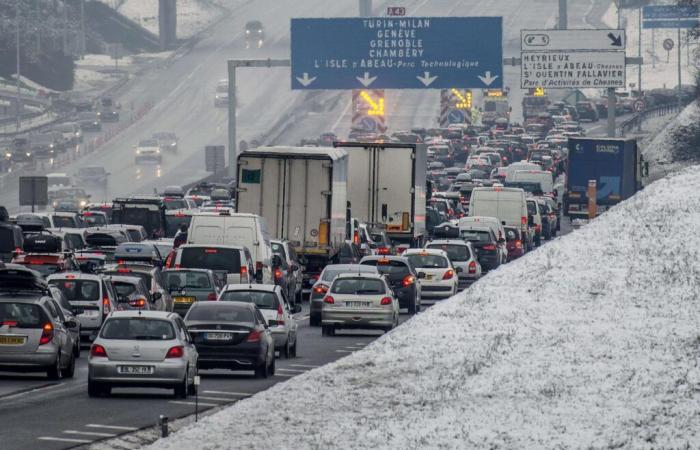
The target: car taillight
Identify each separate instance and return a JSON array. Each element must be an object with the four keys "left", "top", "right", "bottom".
[
  {"left": 256, "top": 262, "right": 263, "bottom": 273},
  {"left": 90, "top": 344, "right": 107, "bottom": 357},
  {"left": 482, "top": 244, "right": 496, "bottom": 251},
  {"left": 129, "top": 298, "right": 146, "bottom": 308},
  {"left": 535, "top": 224, "right": 541, "bottom": 233},
  {"left": 102, "top": 297, "right": 111, "bottom": 315},
  {"left": 274, "top": 268, "right": 282, "bottom": 280},
  {"left": 521, "top": 216, "right": 527, "bottom": 225},
  {"left": 515, "top": 240, "right": 523, "bottom": 250},
  {"left": 380, "top": 296, "right": 392, "bottom": 305},
  {"left": 313, "top": 284, "right": 328, "bottom": 294},
  {"left": 207, "top": 292, "right": 217, "bottom": 300},
  {"left": 165, "top": 346, "right": 184, "bottom": 358},
  {"left": 402, "top": 275, "right": 415, "bottom": 287},
  {"left": 468, "top": 261, "right": 477, "bottom": 274},
  {"left": 377, "top": 247, "right": 390, "bottom": 255},
  {"left": 353, "top": 231, "right": 360, "bottom": 245},
  {"left": 272, "top": 303, "right": 285, "bottom": 326},
  {"left": 2, "top": 320, "right": 17, "bottom": 327},
  {"left": 246, "top": 329, "right": 261, "bottom": 343},
  {"left": 442, "top": 269, "right": 454, "bottom": 280},
  {"left": 323, "top": 295, "right": 335, "bottom": 304},
  {"left": 240, "top": 266, "right": 248, "bottom": 281},
  {"left": 39, "top": 323, "right": 53, "bottom": 345}
]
